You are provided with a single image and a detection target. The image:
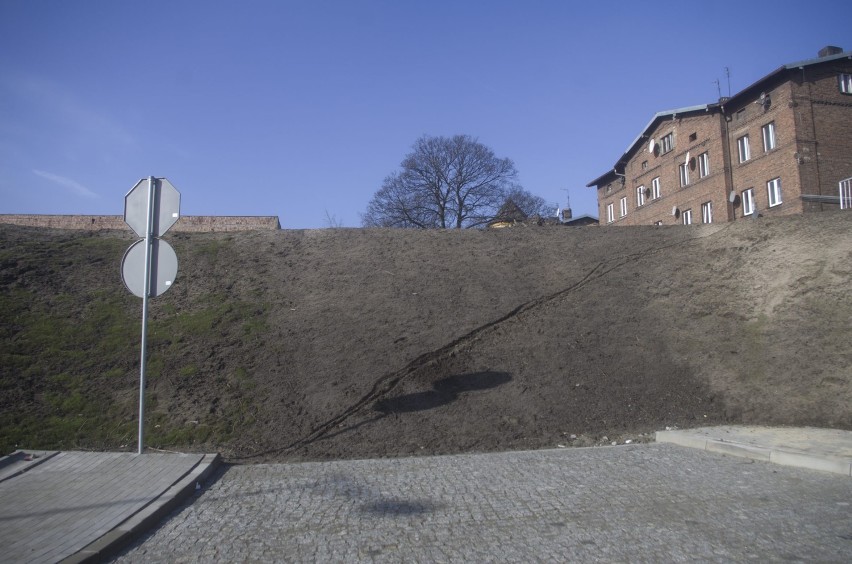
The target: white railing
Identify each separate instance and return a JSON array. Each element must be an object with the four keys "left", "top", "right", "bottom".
[{"left": 840, "top": 178, "right": 852, "bottom": 210}]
